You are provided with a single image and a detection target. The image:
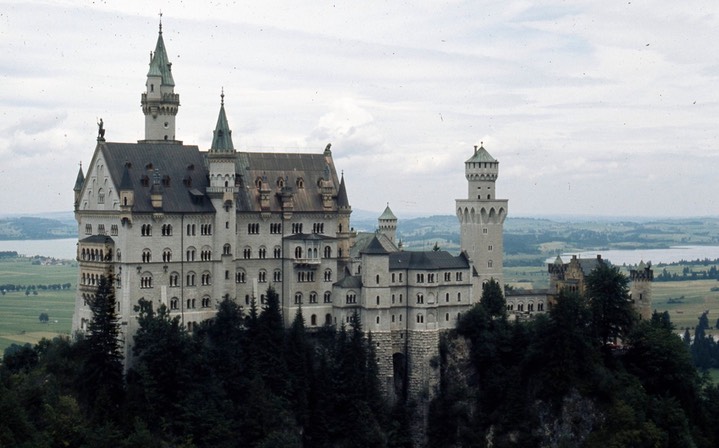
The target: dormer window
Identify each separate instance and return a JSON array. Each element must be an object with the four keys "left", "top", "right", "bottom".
[
  {"left": 277, "top": 177, "right": 284, "bottom": 188},
  {"left": 296, "top": 177, "right": 304, "bottom": 189}
]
